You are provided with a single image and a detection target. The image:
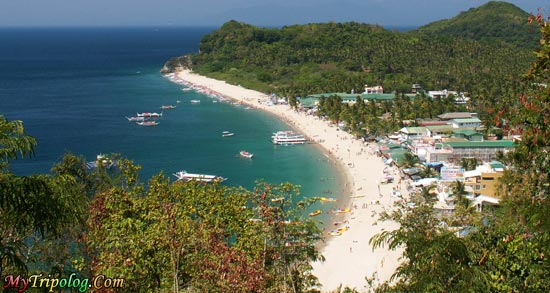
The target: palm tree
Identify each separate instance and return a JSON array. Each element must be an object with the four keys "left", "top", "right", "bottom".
[
  {"left": 402, "top": 152, "right": 421, "bottom": 168},
  {"left": 419, "top": 165, "right": 439, "bottom": 178},
  {"left": 416, "top": 184, "right": 438, "bottom": 204},
  {"left": 452, "top": 180, "right": 470, "bottom": 209}
]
